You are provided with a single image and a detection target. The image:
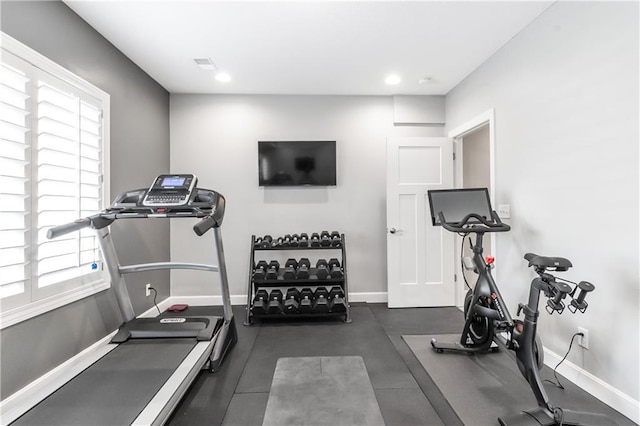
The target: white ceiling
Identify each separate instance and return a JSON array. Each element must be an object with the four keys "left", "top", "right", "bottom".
[{"left": 64, "top": 1, "right": 554, "bottom": 95}]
